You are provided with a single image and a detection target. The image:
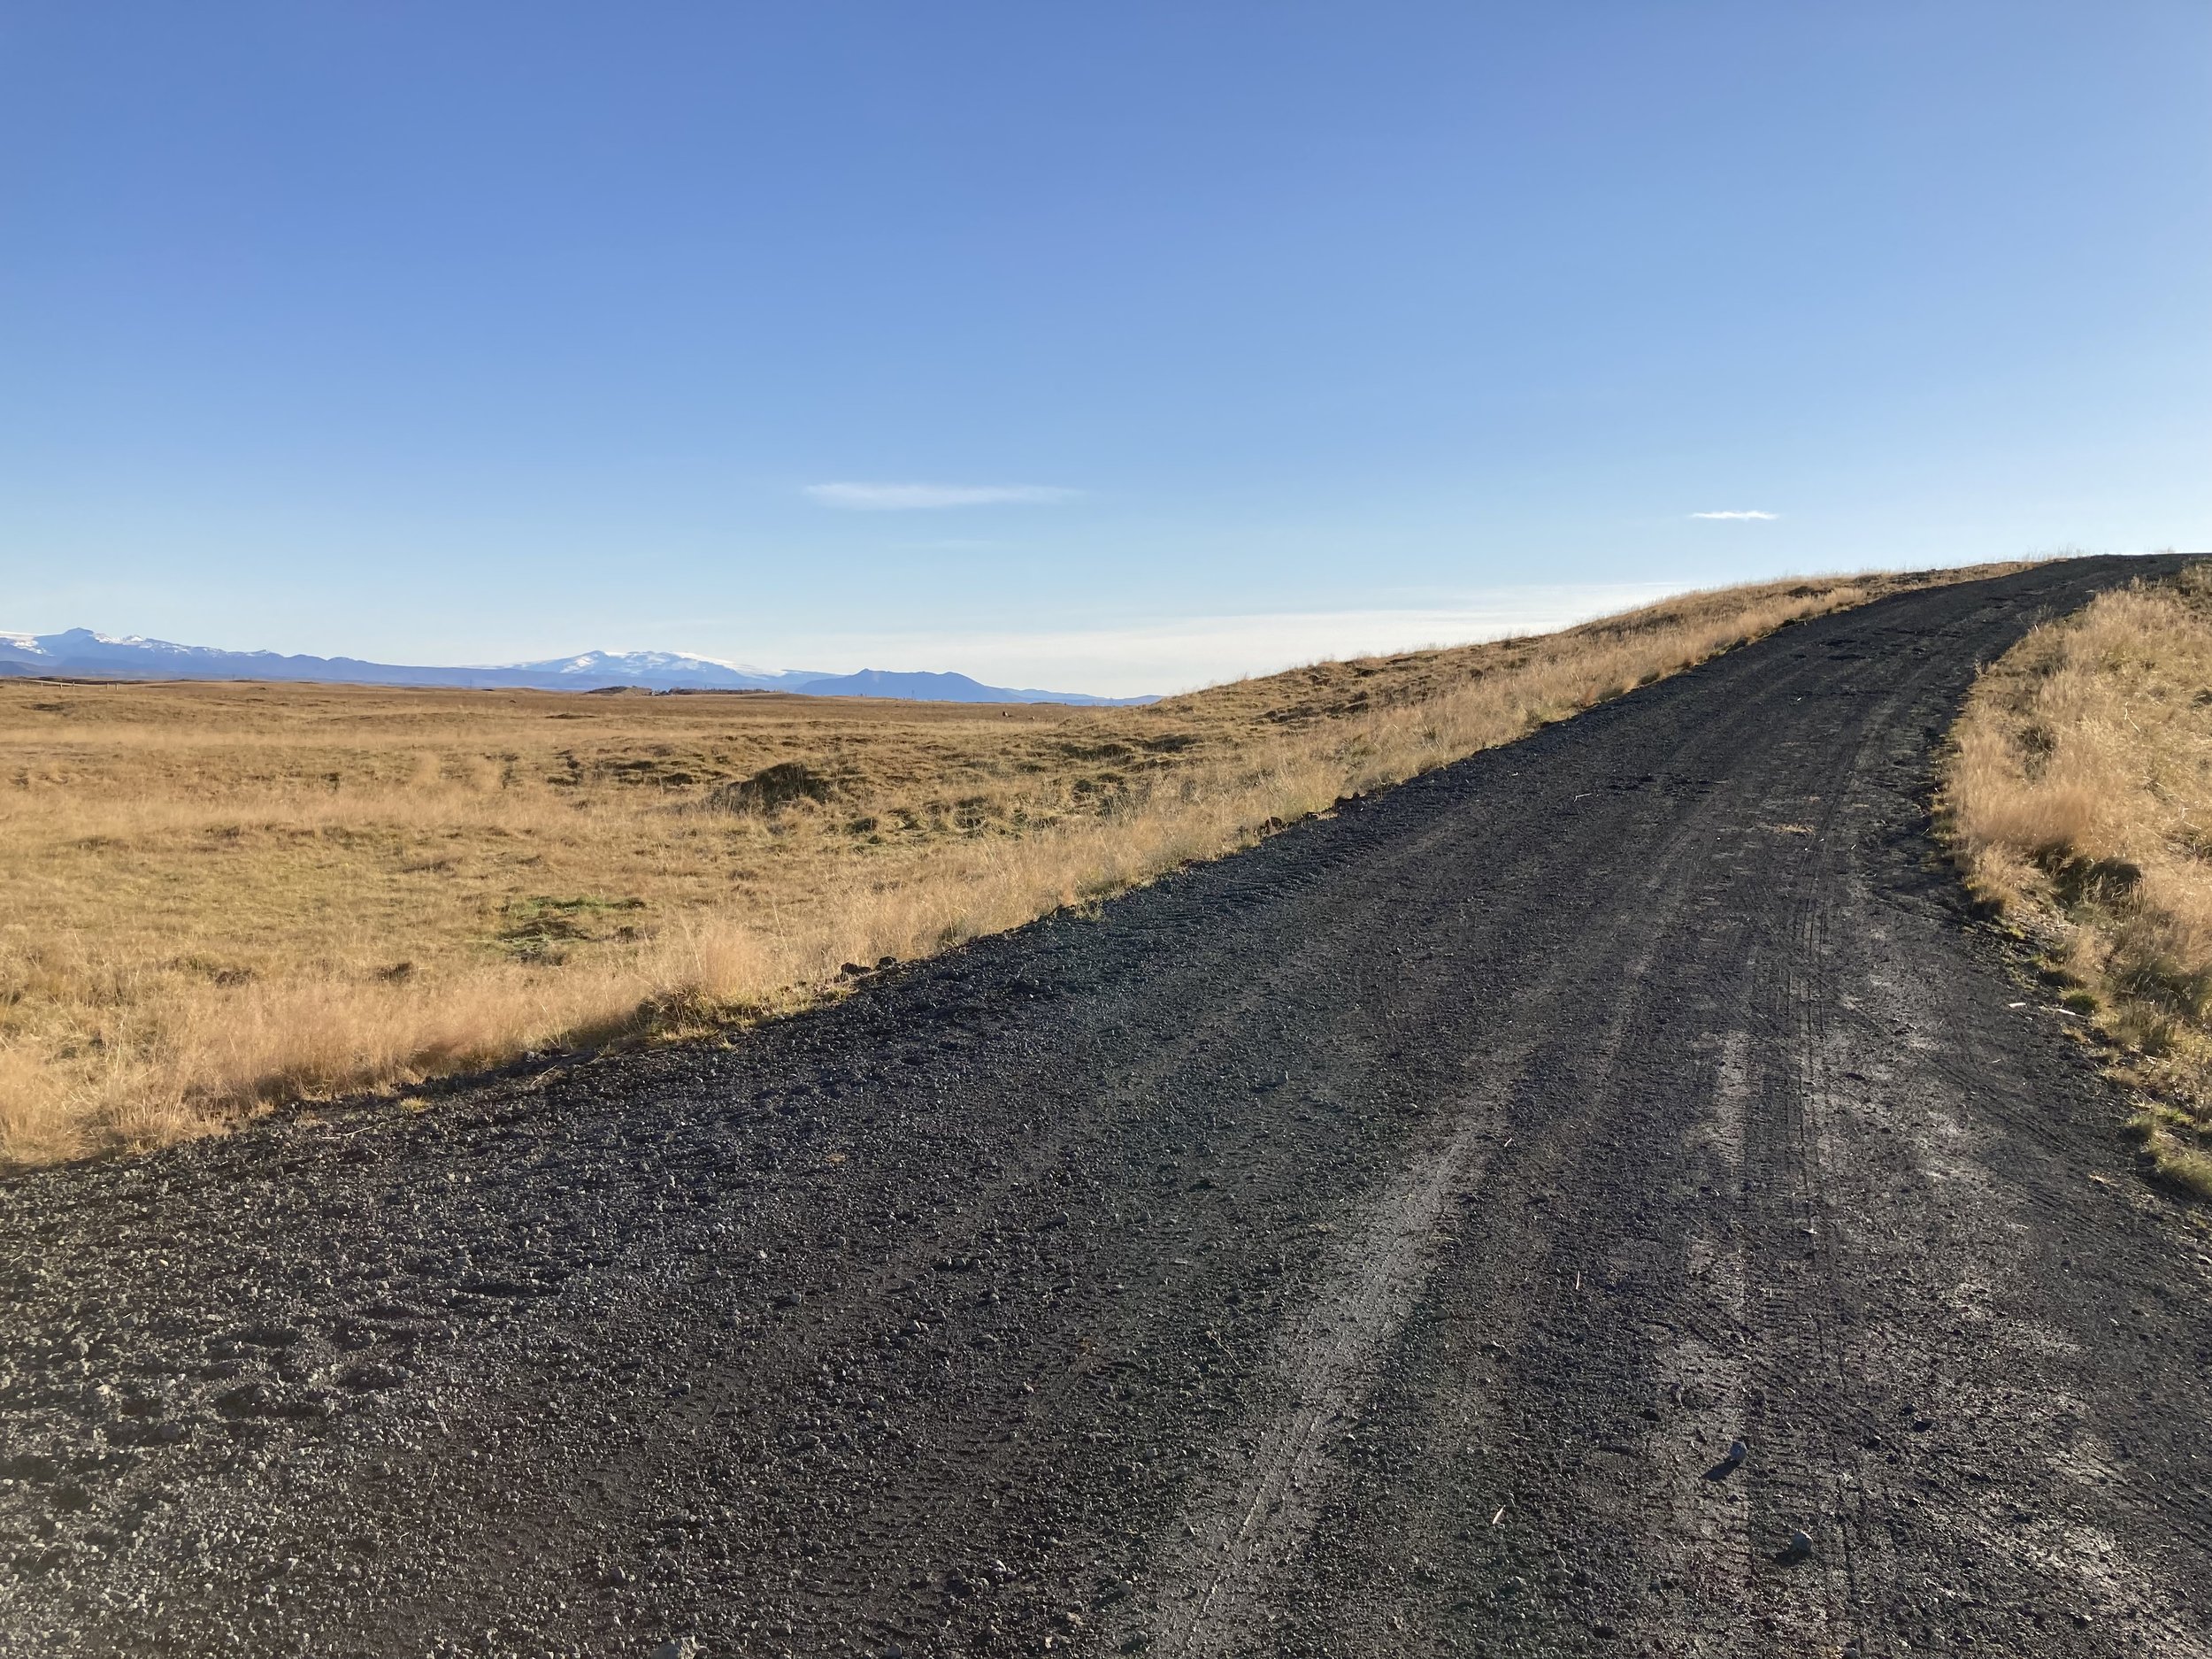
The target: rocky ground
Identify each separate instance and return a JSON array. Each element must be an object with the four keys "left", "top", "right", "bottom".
[{"left": 4, "top": 555, "right": 2208, "bottom": 1659}]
